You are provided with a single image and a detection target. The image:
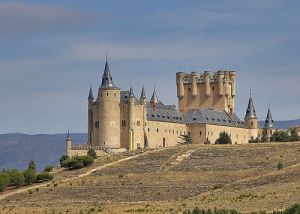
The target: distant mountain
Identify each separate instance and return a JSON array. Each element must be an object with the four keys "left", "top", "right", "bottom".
[
  {"left": 259, "top": 119, "right": 300, "bottom": 129},
  {"left": 0, "top": 133, "right": 87, "bottom": 171}
]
